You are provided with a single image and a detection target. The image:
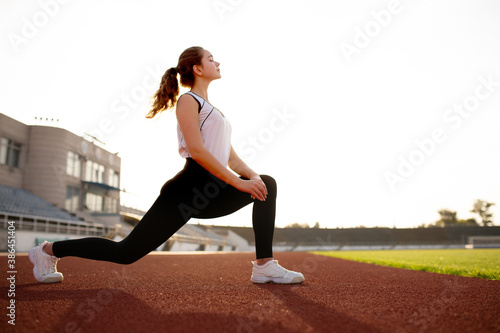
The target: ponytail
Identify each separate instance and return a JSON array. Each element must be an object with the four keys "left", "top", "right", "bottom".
[
  {"left": 147, "top": 46, "right": 204, "bottom": 119},
  {"left": 146, "top": 67, "right": 179, "bottom": 118}
]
